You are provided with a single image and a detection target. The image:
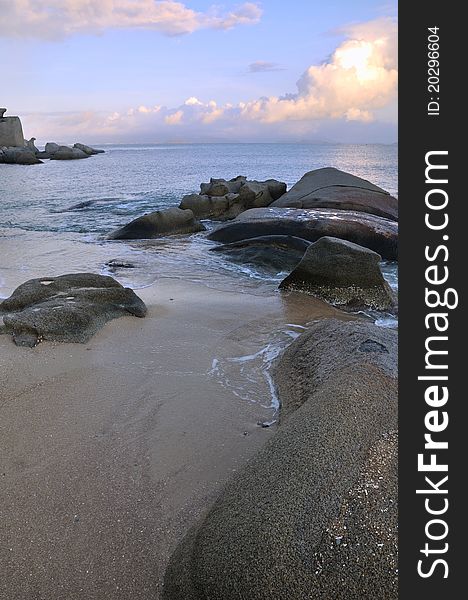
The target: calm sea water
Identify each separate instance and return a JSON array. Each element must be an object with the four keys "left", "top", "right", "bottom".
[{"left": 0, "top": 143, "right": 397, "bottom": 307}]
